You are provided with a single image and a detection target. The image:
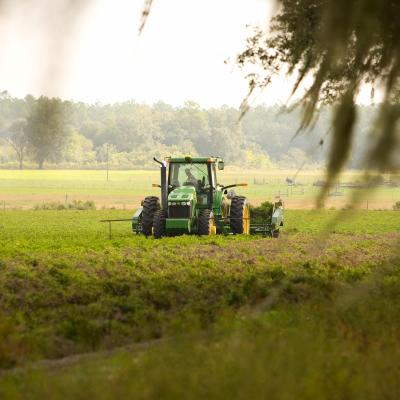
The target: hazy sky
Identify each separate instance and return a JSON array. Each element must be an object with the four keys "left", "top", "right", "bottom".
[{"left": 0, "top": 0, "right": 376, "bottom": 107}]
